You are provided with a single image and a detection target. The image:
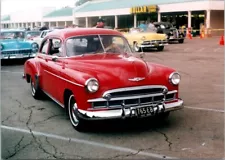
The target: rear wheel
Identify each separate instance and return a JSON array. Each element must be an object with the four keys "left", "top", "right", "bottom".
[
  {"left": 68, "top": 94, "right": 86, "bottom": 131},
  {"left": 30, "top": 76, "right": 42, "bottom": 99}
]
